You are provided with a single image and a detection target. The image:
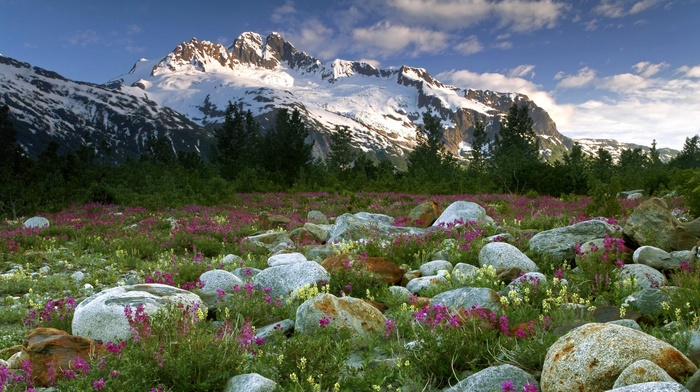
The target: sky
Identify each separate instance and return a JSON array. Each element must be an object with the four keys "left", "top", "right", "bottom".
[{"left": 1, "top": 0, "right": 699, "bottom": 150}]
